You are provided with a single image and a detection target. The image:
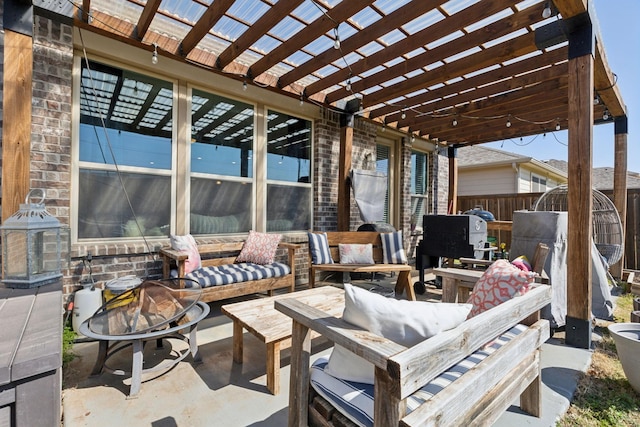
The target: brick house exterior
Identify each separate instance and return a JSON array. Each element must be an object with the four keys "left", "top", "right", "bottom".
[{"left": 0, "top": 12, "right": 450, "bottom": 299}]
